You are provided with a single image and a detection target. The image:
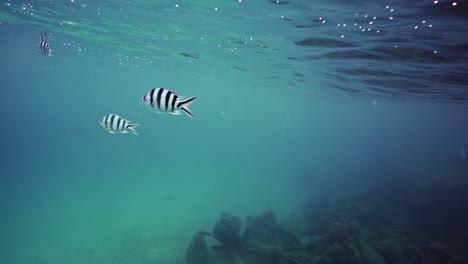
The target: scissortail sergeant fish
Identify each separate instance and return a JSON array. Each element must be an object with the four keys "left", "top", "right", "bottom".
[
  {"left": 99, "top": 114, "right": 140, "bottom": 135},
  {"left": 142, "top": 87, "right": 196, "bottom": 117},
  {"left": 38, "top": 32, "right": 52, "bottom": 55}
]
